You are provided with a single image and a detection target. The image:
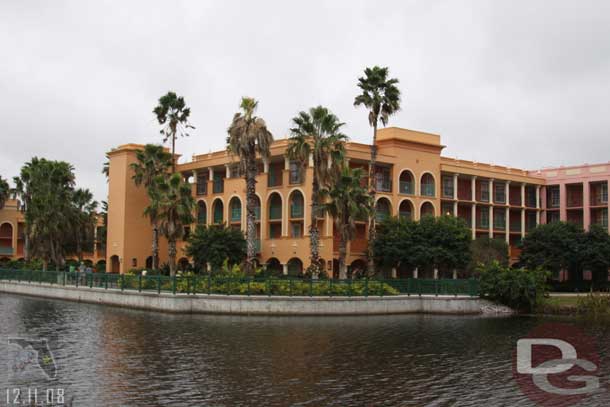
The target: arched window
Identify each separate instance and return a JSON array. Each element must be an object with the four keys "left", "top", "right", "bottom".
[
  {"left": 421, "top": 201, "right": 435, "bottom": 217},
  {"left": 0, "top": 223, "right": 14, "bottom": 256},
  {"left": 229, "top": 197, "right": 242, "bottom": 224},
  {"left": 399, "top": 200, "right": 414, "bottom": 220},
  {"left": 399, "top": 170, "right": 415, "bottom": 195},
  {"left": 197, "top": 201, "right": 207, "bottom": 225},
  {"left": 268, "top": 193, "right": 282, "bottom": 239},
  {"left": 375, "top": 198, "right": 392, "bottom": 223},
  {"left": 289, "top": 190, "right": 304, "bottom": 238},
  {"left": 287, "top": 258, "right": 303, "bottom": 276},
  {"left": 421, "top": 173, "right": 435, "bottom": 197},
  {"left": 212, "top": 199, "right": 224, "bottom": 224}
]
